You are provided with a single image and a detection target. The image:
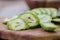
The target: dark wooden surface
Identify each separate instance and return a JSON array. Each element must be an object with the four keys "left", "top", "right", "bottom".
[
  {"left": 0, "top": 39, "right": 7, "bottom": 40},
  {"left": 45, "top": 1, "right": 60, "bottom": 9},
  {"left": 26, "top": 0, "right": 46, "bottom": 9},
  {"left": 26, "top": 0, "right": 60, "bottom": 9}
]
